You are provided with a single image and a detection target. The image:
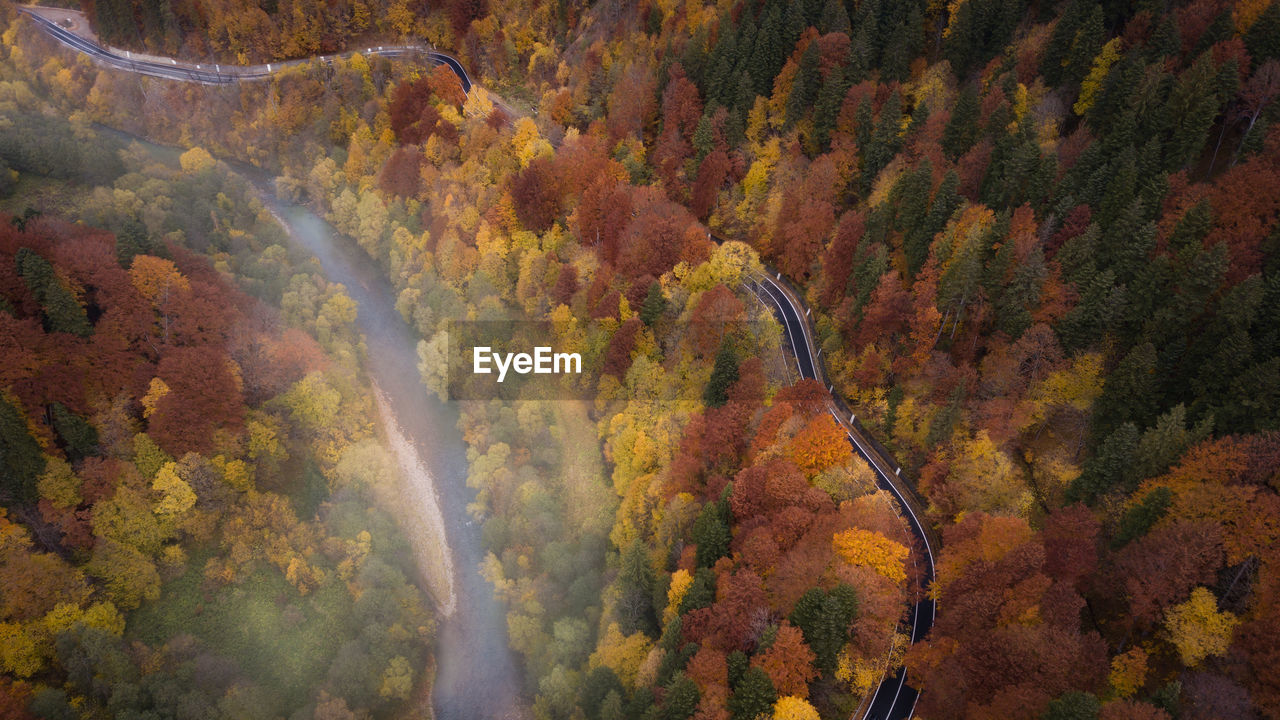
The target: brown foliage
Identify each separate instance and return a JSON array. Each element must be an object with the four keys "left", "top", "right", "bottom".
[
  {"left": 683, "top": 568, "right": 769, "bottom": 652},
  {"left": 510, "top": 156, "right": 563, "bottom": 232},
  {"left": 854, "top": 270, "right": 912, "bottom": 348},
  {"left": 690, "top": 150, "right": 730, "bottom": 221},
  {"left": 751, "top": 622, "right": 817, "bottom": 698},
  {"left": 0, "top": 680, "right": 34, "bottom": 720},
  {"left": 1041, "top": 504, "right": 1100, "bottom": 589},
  {"left": 607, "top": 63, "right": 658, "bottom": 141},
  {"left": 551, "top": 263, "right": 578, "bottom": 306},
  {"left": 603, "top": 317, "right": 642, "bottom": 377},
  {"left": 426, "top": 63, "right": 467, "bottom": 108},
  {"left": 577, "top": 177, "right": 633, "bottom": 263},
  {"left": 617, "top": 188, "right": 704, "bottom": 279},
  {"left": 1112, "top": 519, "right": 1225, "bottom": 628},
  {"left": 818, "top": 210, "right": 866, "bottom": 306},
  {"left": 446, "top": 0, "right": 488, "bottom": 35},
  {"left": 1205, "top": 129, "right": 1280, "bottom": 282},
  {"left": 379, "top": 146, "right": 424, "bottom": 199},
  {"left": 149, "top": 347, "right": 245, "bottom": 455},
  {"left": 909, "top": 512, "right": 1108, "bottom": 719}
]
